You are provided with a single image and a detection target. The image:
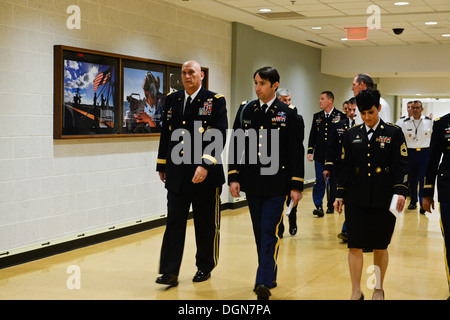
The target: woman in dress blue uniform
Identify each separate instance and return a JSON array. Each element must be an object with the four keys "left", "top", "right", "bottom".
[
  {"left": 423, "top": 112, "right": 450, "bottom": 300},
  {"left": 334, "top": 89, "right": 409, "bottom": 300}
]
